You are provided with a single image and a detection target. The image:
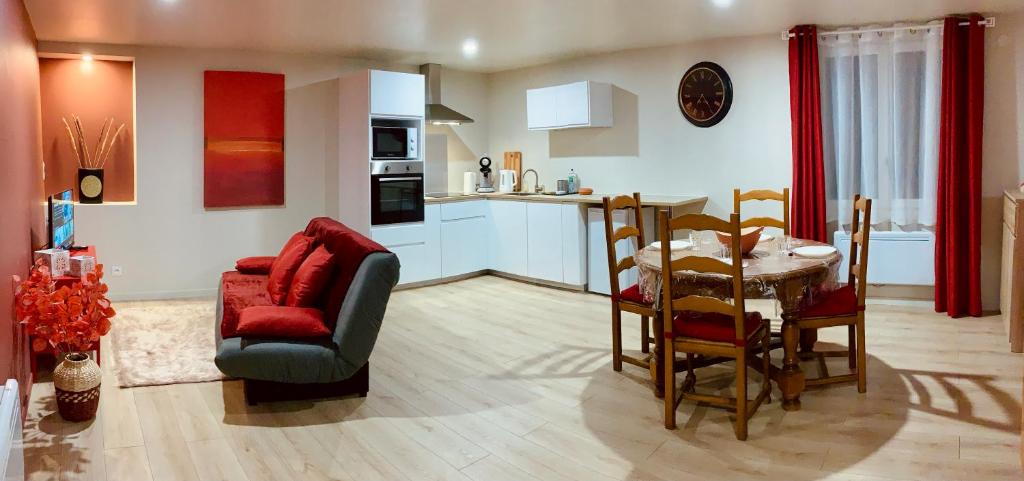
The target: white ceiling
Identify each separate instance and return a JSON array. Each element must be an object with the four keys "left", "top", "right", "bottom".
[{"left": 24, "top": 0, "right": 1024, "bottom": 72}]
